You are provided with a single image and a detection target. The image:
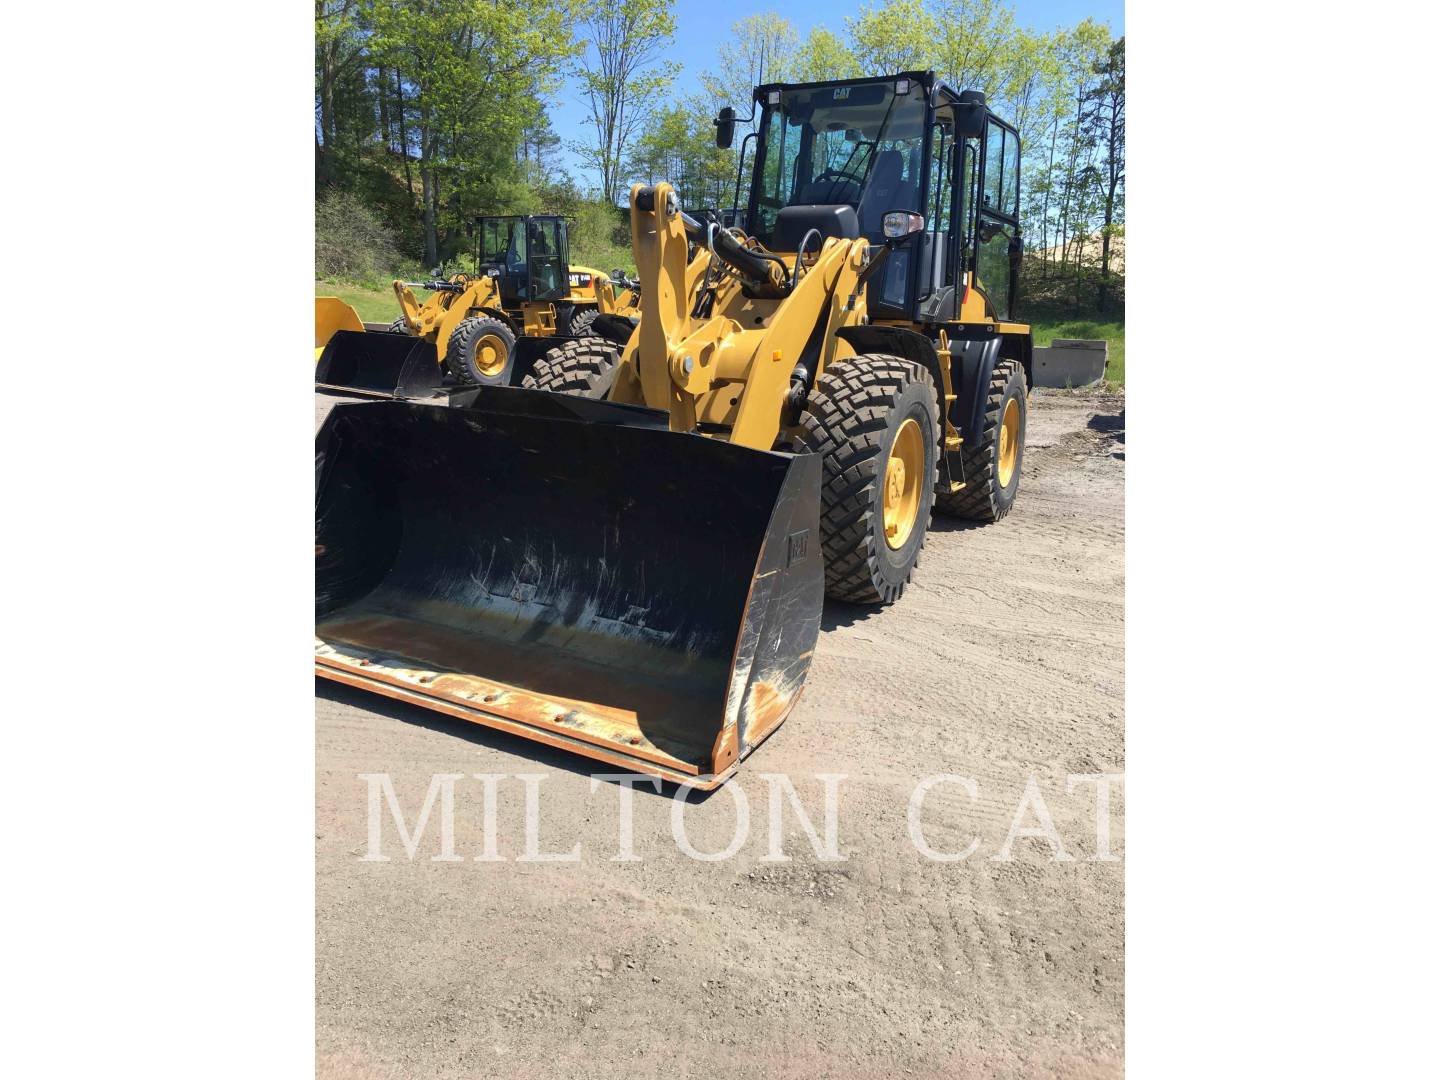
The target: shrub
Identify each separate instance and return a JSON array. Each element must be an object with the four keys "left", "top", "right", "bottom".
[
  {"left": 568, "top": 199, "right": 633, "bottom": 276},
  {"left": 315, "top": 190, "right": 402, "bottom": 285}
]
